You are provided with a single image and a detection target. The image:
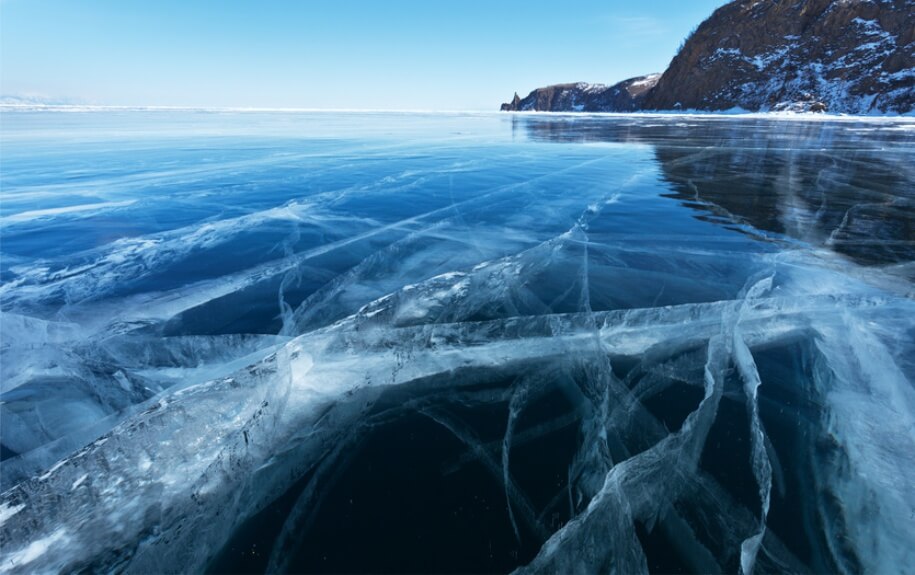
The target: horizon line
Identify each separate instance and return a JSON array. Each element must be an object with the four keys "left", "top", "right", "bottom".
[{"left": 2, "top": 103, "right": 914, "bottom": 122}]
